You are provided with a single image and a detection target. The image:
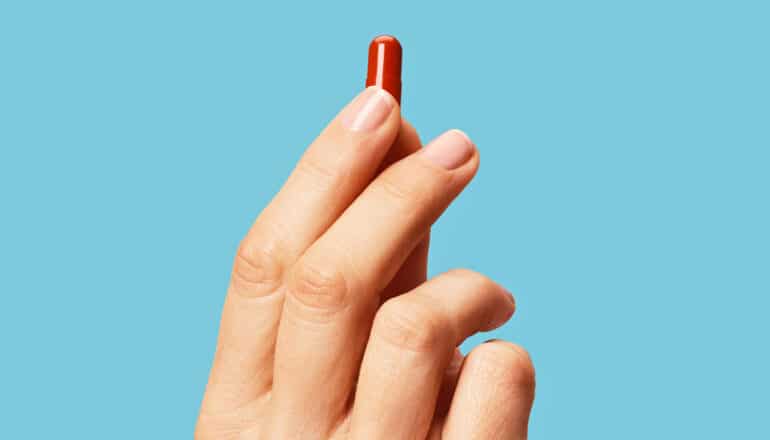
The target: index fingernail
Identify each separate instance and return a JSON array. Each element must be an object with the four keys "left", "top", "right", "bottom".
[{"left": 340, "top": 87, "right": 395, "bottom": 132}]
